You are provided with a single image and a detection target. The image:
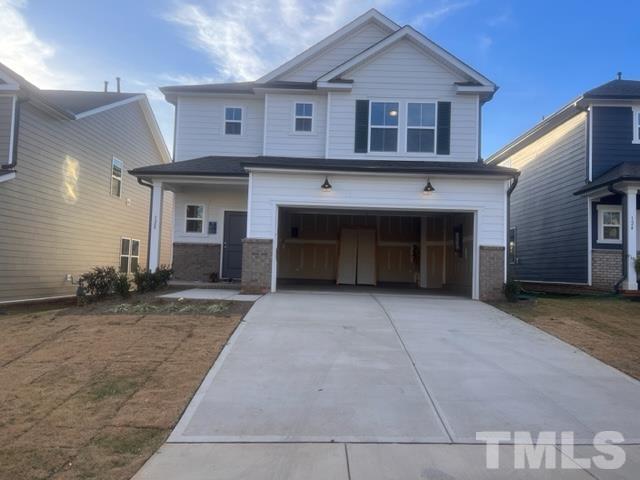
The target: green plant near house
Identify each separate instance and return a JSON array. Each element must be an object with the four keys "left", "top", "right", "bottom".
[
  {"left": 503, "top": 279, "right": 522, "bottom": 303},
  {"left": 114, "top": 273, "right": 132, "bottom": 298},
  {"left": 635, "top": 256, "right": 640, "bottom": 276},
  {"left": 133, "top": 265, "right": 173, "bottom": 293},
  {"left": 80, "top": 266, "right": 119, "bottom": 298}
]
